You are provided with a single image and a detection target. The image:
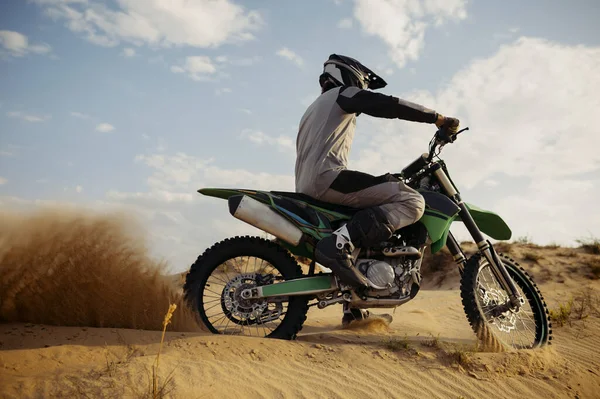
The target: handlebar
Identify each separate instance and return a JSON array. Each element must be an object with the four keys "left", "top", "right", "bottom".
[
  {"left": 398, "top": 125, "right": 470, "bottom": 180},
  {"left": 427, "top": 126, "right": 469, "bottom": 162},
  {"left": 437, "top": 126, "right": 469, "bottom": 144}
]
